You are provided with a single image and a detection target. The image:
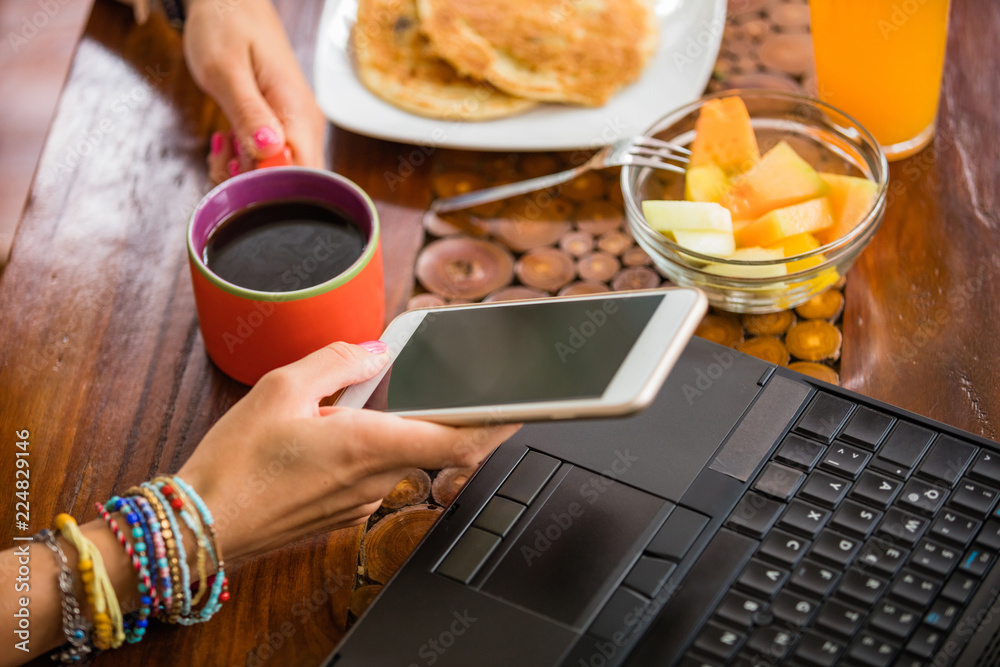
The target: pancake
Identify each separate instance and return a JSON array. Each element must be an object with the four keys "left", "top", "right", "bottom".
[
  {"left": 353, "top": 0, "right": 537, "bottom": 121},
  {"left": 416, "top": 0, "right": 658, "bottom": 107}
]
